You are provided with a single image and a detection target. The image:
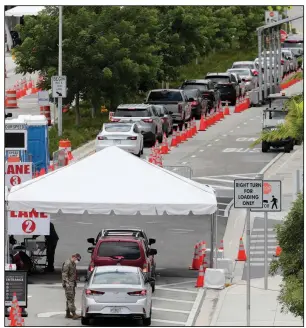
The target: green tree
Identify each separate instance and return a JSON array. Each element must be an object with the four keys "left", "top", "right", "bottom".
[{"left": 270, "top": 193, "right": 304, "bottom": 318}]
